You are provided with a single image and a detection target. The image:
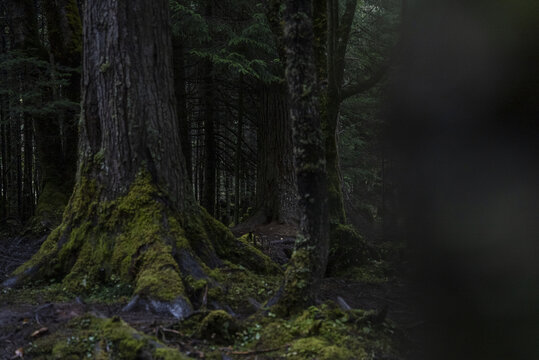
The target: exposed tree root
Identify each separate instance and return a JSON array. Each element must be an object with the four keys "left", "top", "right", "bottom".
[{"left": 3, "top": 172, "right": 281, "bottom": 318}]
